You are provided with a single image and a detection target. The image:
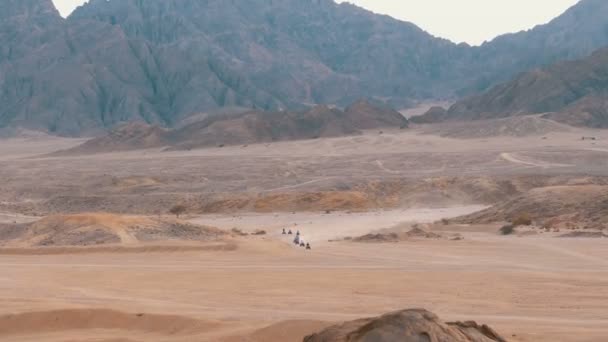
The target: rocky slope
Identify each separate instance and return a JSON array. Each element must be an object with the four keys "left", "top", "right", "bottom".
[
  {"left": 61, "top": 122, "right": 170, "bottom": 154},
  {"left": 0, "top": 213, "right": 226, "bottom": 247},
  {"left": 304, "top": 308, "right": 505, "bottom": 342},
  {"left": 60, "top": 100, "right": 408, "bottom": 153},
  {"left": 3, "top": 0, "right": 608, "bottom": 134},
  {"left": 422, "top": 47, "right": 608, "bottom": 127},
  {"left": 456, "top": 185, "right": 608, "bottom": 230}
]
